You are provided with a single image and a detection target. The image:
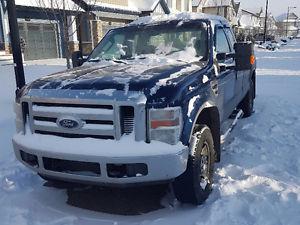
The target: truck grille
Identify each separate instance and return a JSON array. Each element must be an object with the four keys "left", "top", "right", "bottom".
[
  {"left": 120, "top": 106, "right": 134, "bottom": 135},
  {"left": 28, "top": 101, "right": 134, "bottom": 140}
]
